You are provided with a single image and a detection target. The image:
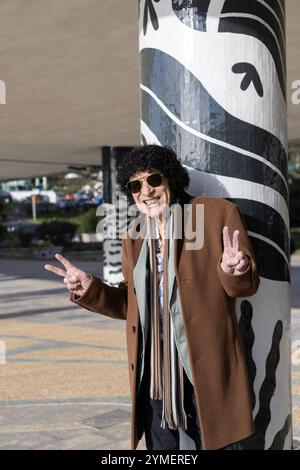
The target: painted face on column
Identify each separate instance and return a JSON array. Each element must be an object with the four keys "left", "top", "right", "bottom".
[{"left": 129, "top": 170, "right": 171, "bottom": 219}]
